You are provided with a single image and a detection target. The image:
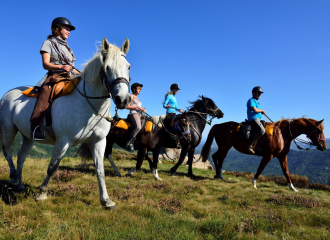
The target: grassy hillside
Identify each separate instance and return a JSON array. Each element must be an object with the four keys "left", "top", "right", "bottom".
[{"left": 1, "top": 154, "right": 330, "bottom": 239}]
